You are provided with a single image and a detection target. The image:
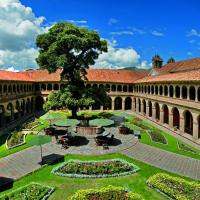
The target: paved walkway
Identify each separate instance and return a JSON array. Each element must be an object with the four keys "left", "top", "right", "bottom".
[
  {"left": 1, "top": 138, "right": 200, "bottom": 183},
  {"left": 121, "top": 142, "right": 200, "bottom": 180}
]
